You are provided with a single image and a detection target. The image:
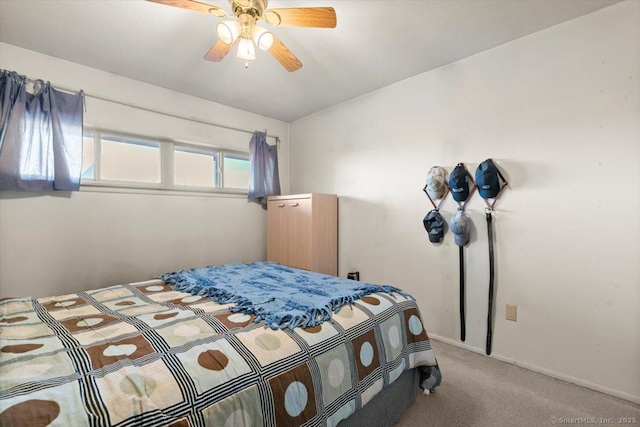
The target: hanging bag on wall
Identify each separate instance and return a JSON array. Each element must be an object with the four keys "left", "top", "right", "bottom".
[{"left": 475, "top": 159, "right": 507, "bottom": 355}]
